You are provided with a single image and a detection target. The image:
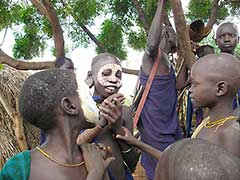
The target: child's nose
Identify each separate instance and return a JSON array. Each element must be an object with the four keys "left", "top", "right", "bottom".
[
  {"left": 223, "top": 34, "right": 231, "bottom": 42},
  {"left": 109, "top": 76, "right": 118, "bottom": 83}
]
